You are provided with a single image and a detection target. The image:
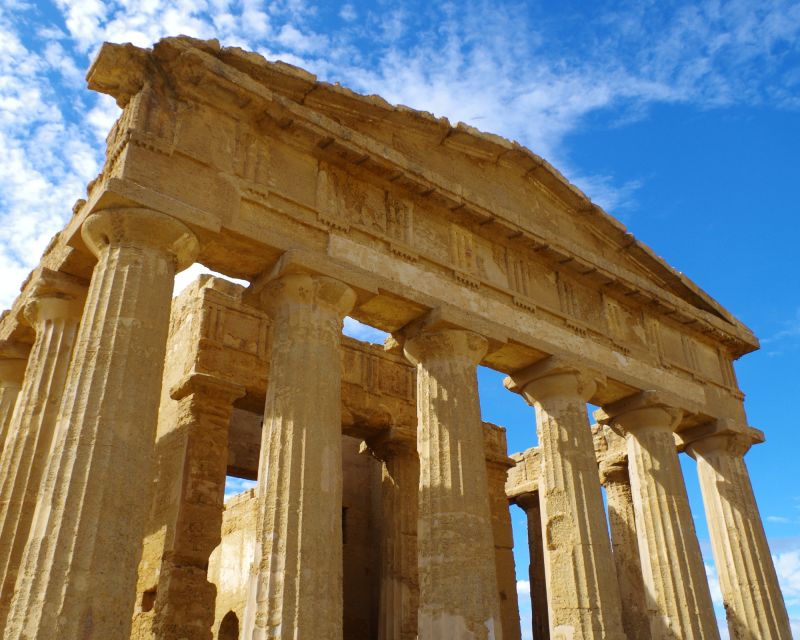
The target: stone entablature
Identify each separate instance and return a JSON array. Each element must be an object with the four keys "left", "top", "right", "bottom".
[{"left": 0, "top": 37, "right": 753, "bottom": 430}]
